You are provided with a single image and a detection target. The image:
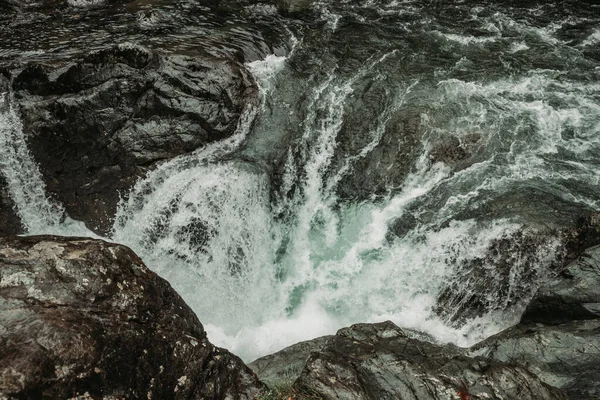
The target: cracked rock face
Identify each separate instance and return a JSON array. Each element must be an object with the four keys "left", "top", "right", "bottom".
[
  {"left": 0, "top": 235, "right": 263, "bottom": 399},
  {"left": 8, "top": 44, "right": 258, "bottom": 235},
  {"left": 293, "top": 321, "right": 566, "bottom": 400}
]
